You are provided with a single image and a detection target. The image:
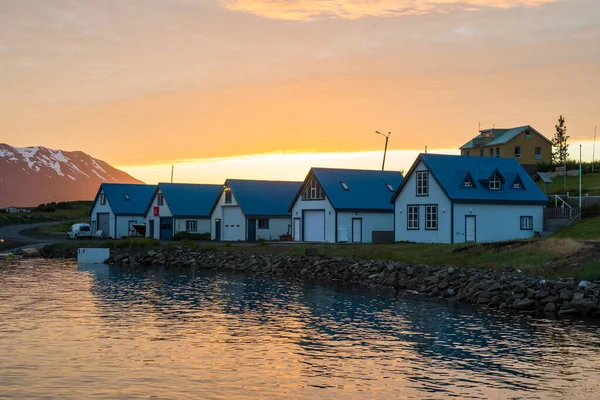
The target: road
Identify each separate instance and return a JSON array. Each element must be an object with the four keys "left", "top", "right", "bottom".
[{"left": 0, "top": 220, "right": 71, "bottom": 252}]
